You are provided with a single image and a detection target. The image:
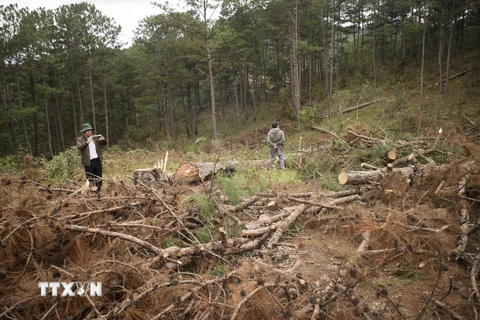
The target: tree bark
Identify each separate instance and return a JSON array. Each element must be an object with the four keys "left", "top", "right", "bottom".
[
  {"left": 207, "top": 42, "right": 217, "bottom": 140},
  {"left": 420, "top": 21, "right": 426, "bottom": 111},
  {"left": 103, "top": 74, "right": 109, "bottom": 147},
  {"left": 42, "top": 72, "right": 54, "bottom": 157},
  {"left": 89, "top": 60, "right": 96, "bottom": 131},
  {"left": 445, "top": 0, "right": 456, "bottom": 93},
  {"left": 174, "top": 161, "right": 238, "bottom": 183}
]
